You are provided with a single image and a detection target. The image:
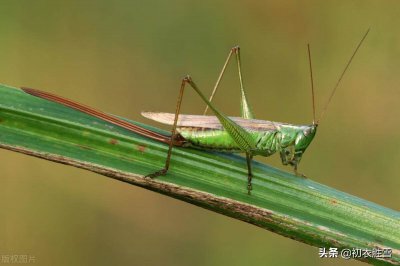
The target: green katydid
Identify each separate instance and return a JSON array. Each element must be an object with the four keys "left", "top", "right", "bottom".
[{"left": 22, "top": 29, "right": 369, "bottom": 194}]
